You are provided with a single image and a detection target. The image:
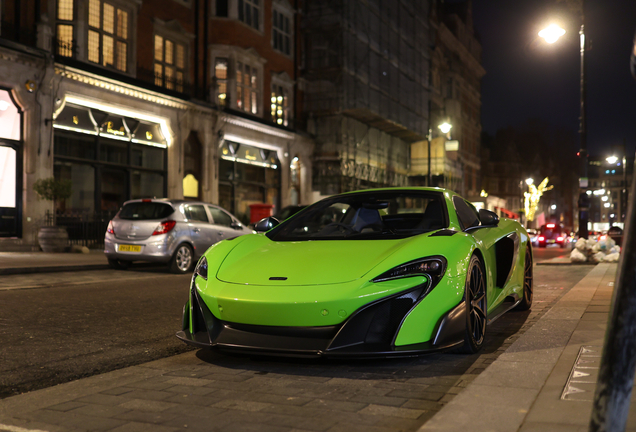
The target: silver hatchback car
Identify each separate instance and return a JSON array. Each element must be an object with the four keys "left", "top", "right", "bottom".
[{"left": 104, "top": 199, "right": 253, "bottom": 273}]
